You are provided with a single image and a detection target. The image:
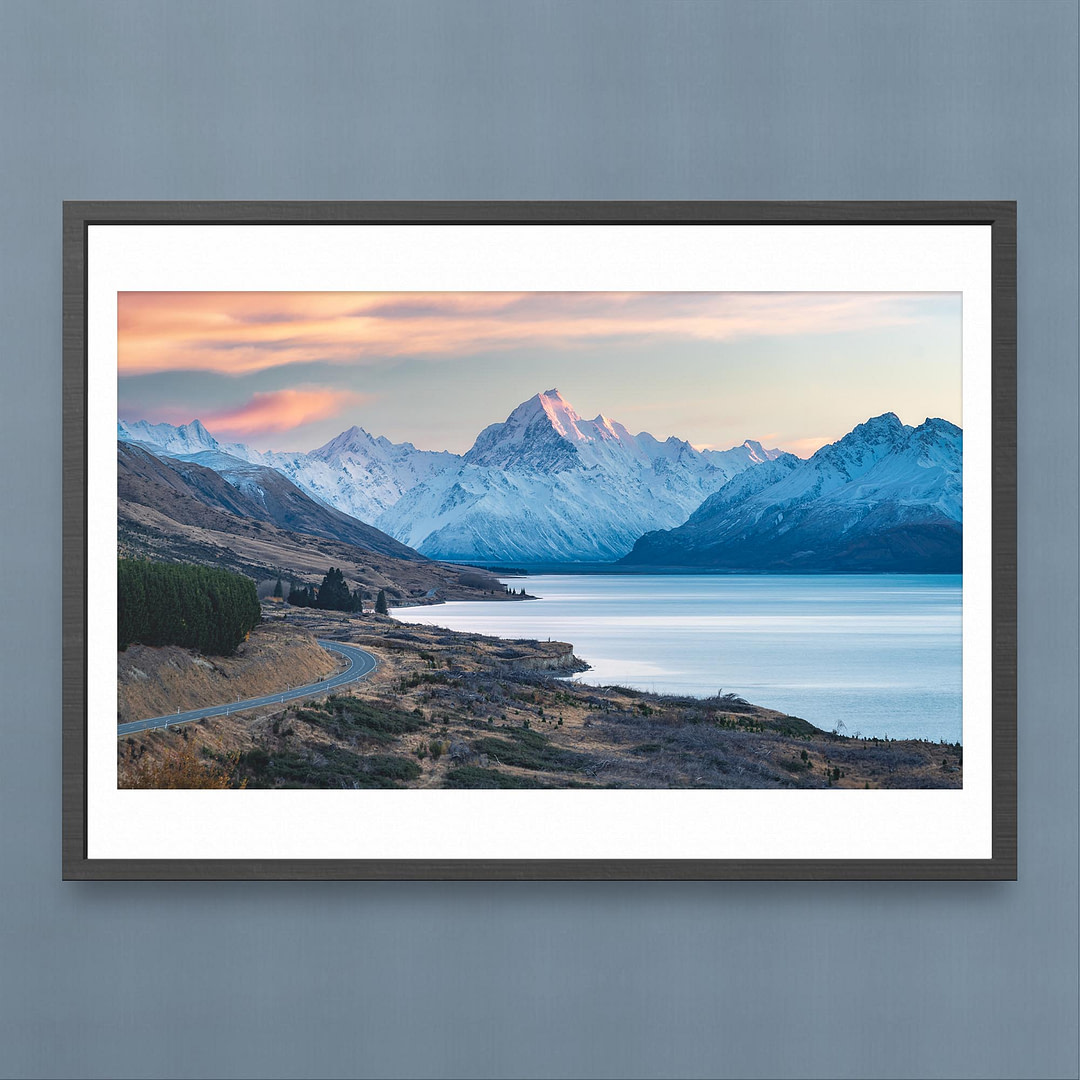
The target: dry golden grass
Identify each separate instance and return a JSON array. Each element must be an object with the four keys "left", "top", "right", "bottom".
[
  {"left": 122, "top": 740, "right": 247, "bottom": 789},
  {"left": 117, "top": 621, "right": 338, "bottom": 723}
]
